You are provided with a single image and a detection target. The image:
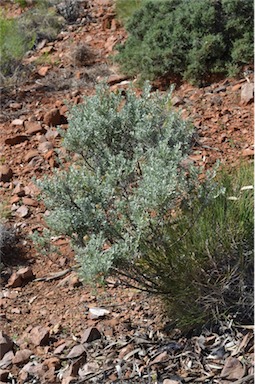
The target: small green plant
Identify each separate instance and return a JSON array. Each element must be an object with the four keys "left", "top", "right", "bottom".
[
  {"left": 0, "top": 12, "right": 35, "bottom": 76},
  {"left": 14, "top": 0, "right": 28, "bottom": 7},
  {"left": 34, "top": 52, "right": 52, "bottom": 65},
  {"left": 115, "top": 0, "right": 254, "bottom": 84},
  {"left": 18, "top": 2, "right": 64, "bottom": 45}
]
